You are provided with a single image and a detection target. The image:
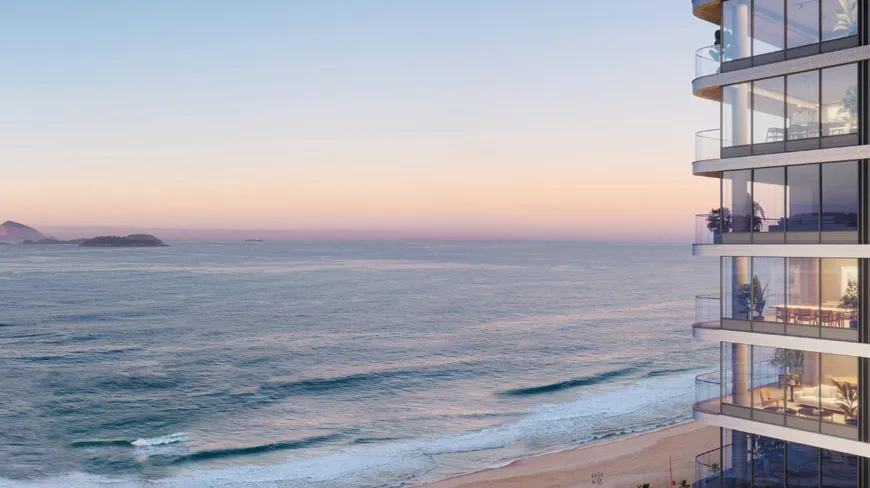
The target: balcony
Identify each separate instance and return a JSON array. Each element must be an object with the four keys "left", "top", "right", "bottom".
[
  {"left": 691, "top": 353, "right": 859, "bottom": 440},
  {"left": 695, "top": 45, "right": 720, "bottom": 79},
  {"left": 694, "top": 371, "right": 722, "bottom": 415},
  {"left": 694, "top": 213, "right": 721, "bottom": 245},
  {"left": 693, "top": 444, "right": 731, "bottom": 488},
  {"left": 694, "top": 129, "right": 723, "bottom": 162},
  {"left": 695, "top": 295, "right": 720, "bottom": 329}
]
